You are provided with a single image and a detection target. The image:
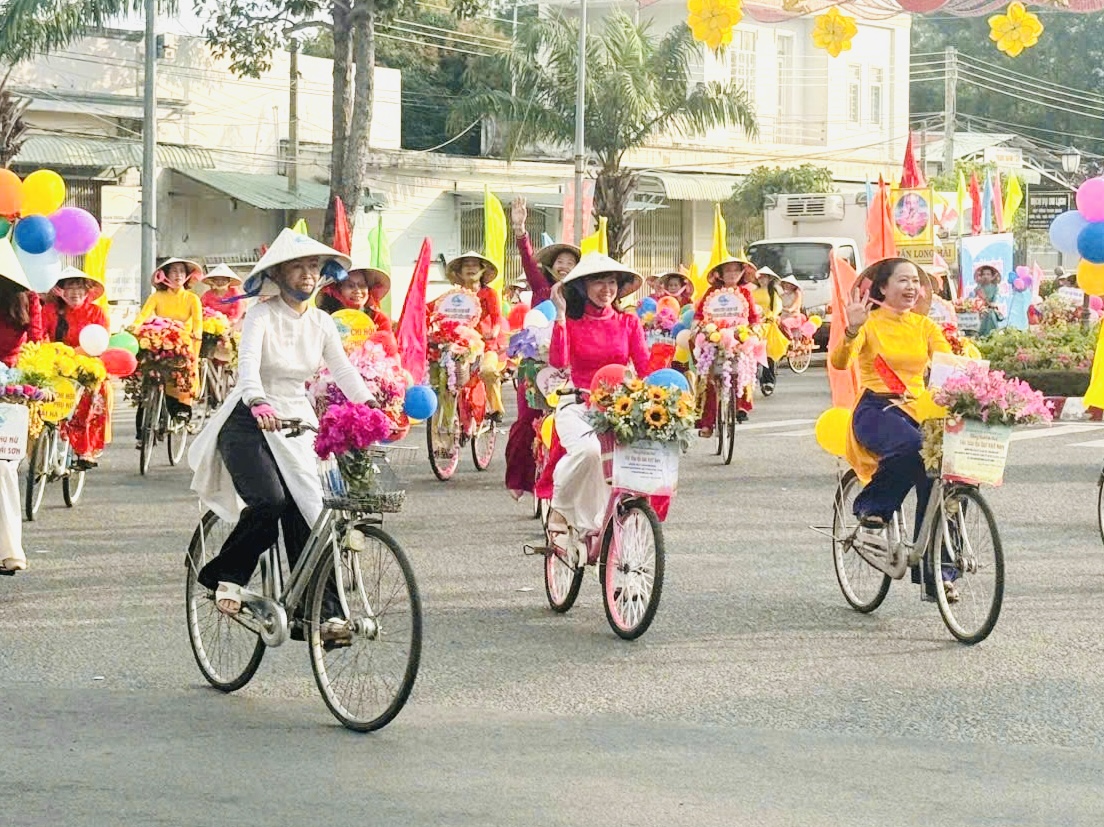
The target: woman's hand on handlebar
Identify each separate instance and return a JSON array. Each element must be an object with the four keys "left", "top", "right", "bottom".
[{"left": 250, "top": 402, "right": 279, "bottom": 431}]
